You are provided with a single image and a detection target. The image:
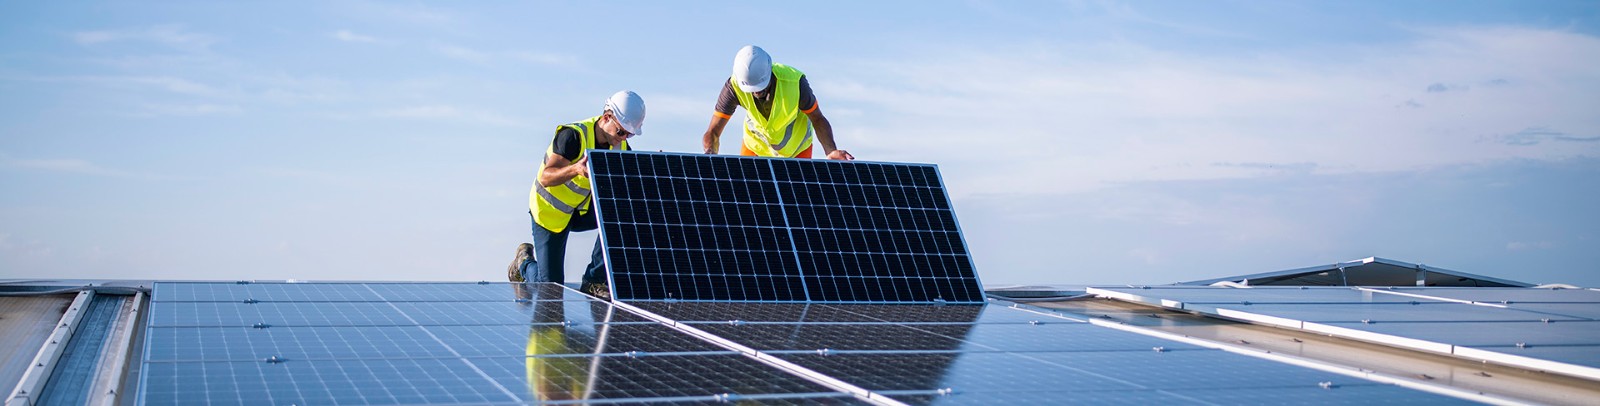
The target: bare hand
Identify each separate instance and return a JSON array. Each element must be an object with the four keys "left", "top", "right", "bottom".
[
  {"left": 827, "top": 149, "right": 855, "bottom": 161},
  {"left": 573, "top": 155, "right": 590, "bottom": 177}
]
